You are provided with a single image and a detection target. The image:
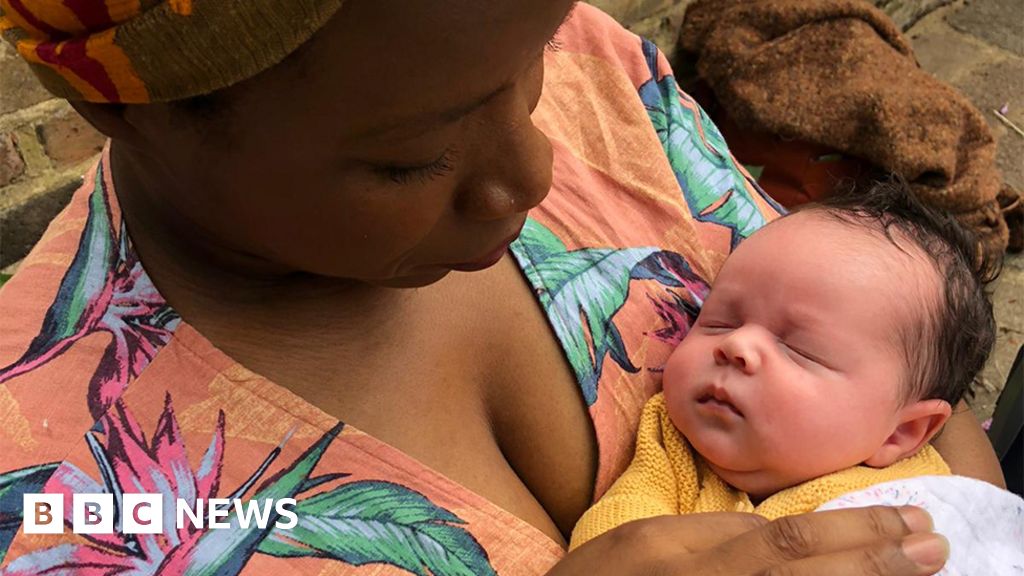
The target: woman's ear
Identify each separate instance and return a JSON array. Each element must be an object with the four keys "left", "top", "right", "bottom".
[{"left": 864, "top": 399, "right": 952, "bottom": 468}]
